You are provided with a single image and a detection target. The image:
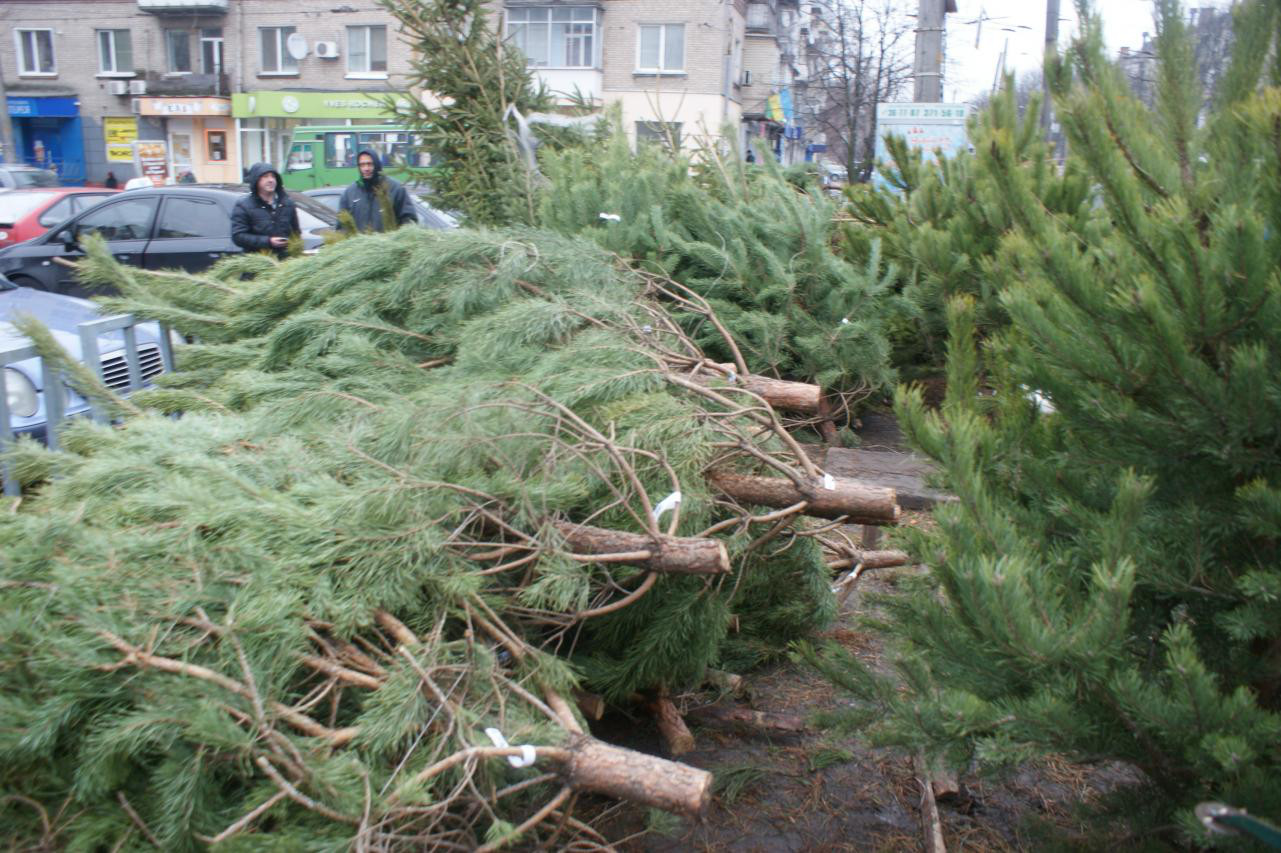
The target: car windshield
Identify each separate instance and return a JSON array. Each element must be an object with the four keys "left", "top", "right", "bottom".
[
  {"left": 11, "top": 170, "right": 59, "bottom": 188},
  {"left": 0, "top": 191, "right": 60, "bottom": 224}
]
